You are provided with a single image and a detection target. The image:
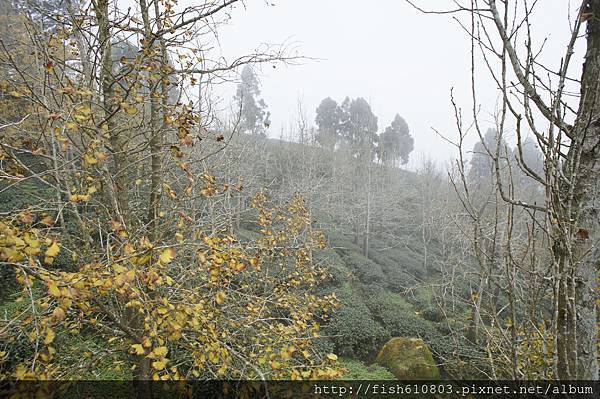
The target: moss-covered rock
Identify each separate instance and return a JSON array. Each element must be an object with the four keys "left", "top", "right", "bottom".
[{"left": 376, "top": 337, "right": 440, "bottom": 379}]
